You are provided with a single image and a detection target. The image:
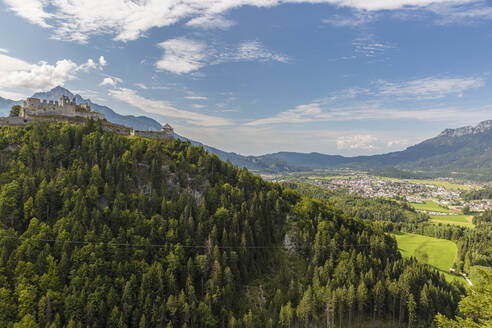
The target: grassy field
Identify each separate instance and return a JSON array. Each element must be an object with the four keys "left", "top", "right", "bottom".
[
  {"left": 378, "top": 177, "right": 474, "bottom": 190},
  {"left": 306, "top": 175, "right": 355, "bottom": 181},
  {"left": 393, "top": 232, "right": 463, "bottom": 282},
  {"left": 410, "top": 200, "right": 453, "bottom": 213},
  {"left": 430, "top": 215, "right": 475, "bottom": 228}
]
